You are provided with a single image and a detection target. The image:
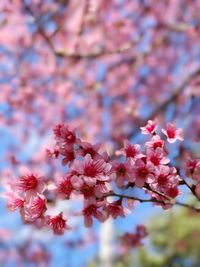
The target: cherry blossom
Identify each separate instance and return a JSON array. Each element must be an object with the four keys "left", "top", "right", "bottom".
[
  {"left": 6, "top": 193, "right": 25, "bottom": 211},
  {"left": 46, "top": 212, "right": 69, "bottom": 235},
  {"left": 132, "top": 158, "right": 155, "bottom": 187},
  {"left": 145, "top": 135, "right": 165, "bottom": 150},
  {"left": 77, "top": 141, "right": 102, "bottom": 160},
  {"left": 162, "top": 123, "right": 184, "bottom": 143},
  {"left": 53, "top": 124, "right": 78, "bottom": 146},
  {"left": 116, "top": 140, "right": 142, "bottom": 159},
  {"left": 82, "top": 199, "right": 106, "bottom": 227},
  {"left": 56, "top": 175, "right": 74, "bottom": 199},
  {"left": 104, "top": 199, "right": 126, "bottom": 219},
  {"left": 23, "top": 194, "right": 47, "bottom": 222},
  {"left": 140, "top": 120, "right": 158, "bottom": 135},
  {"left": 71, "top": 154, "right": 112, "bottom": 187},
  {"left": 148, "top": 165, "right": 179, "bottom": 194},
  {"left": 3, "top": 121, "right": 196, "bottom": 236},
  {"left": 119, "top": 225, "right": 148, "bottom": 253},
  {"left": 146, "top": 147, "right": 170, "bottom": 166},
  {"left": 186, "top": 159, "right": 200, "bottom": 180},
  {"left": 112, "top": 160, "right": 133, "bottom": 188},
  {"left": 1, "top": 1, "right": 200, "bottom": 264},
  {"left": 15, "top": 174, "right": 46, "bottom": 196}
]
